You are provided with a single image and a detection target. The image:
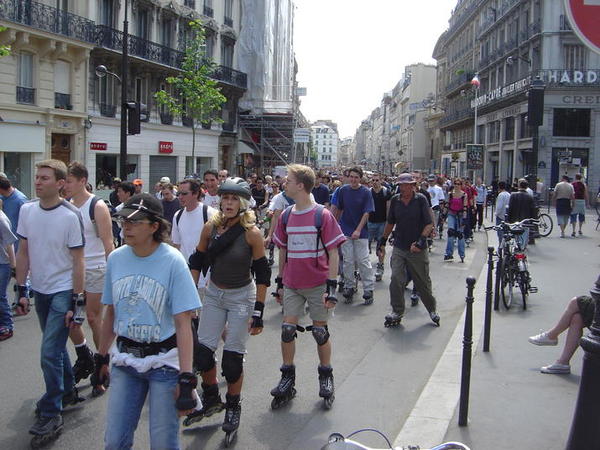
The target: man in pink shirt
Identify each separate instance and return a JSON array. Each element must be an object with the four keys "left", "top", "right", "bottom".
[{"left": 272, "top": 164, "right": 346, "bottom": 409}]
